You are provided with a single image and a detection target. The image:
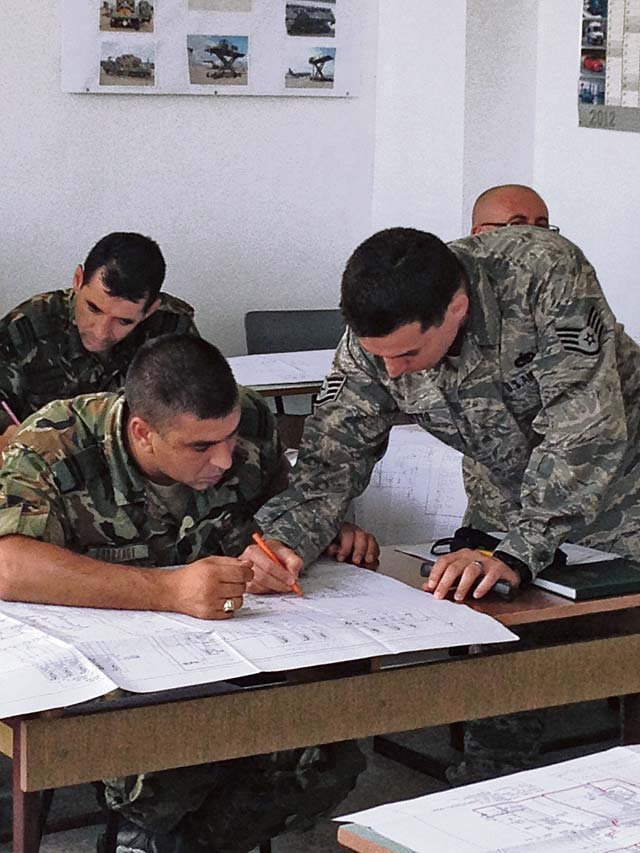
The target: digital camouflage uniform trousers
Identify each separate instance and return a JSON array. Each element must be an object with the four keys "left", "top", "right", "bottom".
[
  {"left": 257, "top": 227, "right": 640, "bottom": 784},
  {"left": 0, "top": 287, "right": 198, "bottom": 433},
  {"left": 0, "top": 391, "right": 365, "bottom": 849}
]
